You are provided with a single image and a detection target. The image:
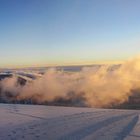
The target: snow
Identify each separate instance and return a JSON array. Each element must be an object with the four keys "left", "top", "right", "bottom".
[
  {"left": 0, "top": 104, "right": 139, "bottom": 140},
  {"left": 124, "top": 115, "right": 140, "bottom": 140}
]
